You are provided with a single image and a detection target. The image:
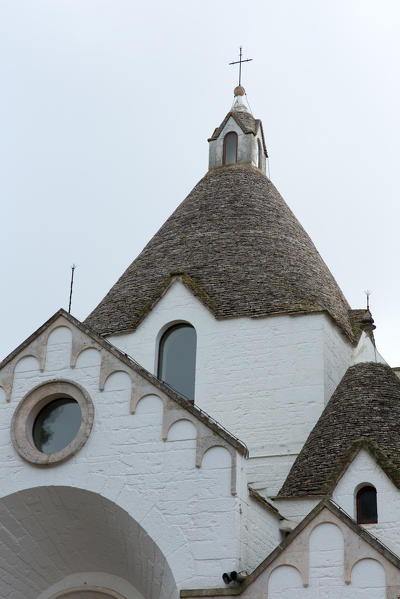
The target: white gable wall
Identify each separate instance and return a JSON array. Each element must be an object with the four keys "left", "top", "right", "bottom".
[
  {"left": 109, "top": 280, "right": 353, "bottom": 496},
  {"left": 332, "top": 449, "right": 400, "bottom": 556},
  {"left": 268, "top": 523, "right": 386, "bottom": 599},
  {"left": 0, "top": 321, "right": 251, "bottom": 595},
  {"left": 187, "top": 508, "right": 400, "bottom": 599}
]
